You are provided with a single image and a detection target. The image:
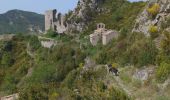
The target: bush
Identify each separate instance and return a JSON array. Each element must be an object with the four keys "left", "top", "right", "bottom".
[
  {"left": 156, "top": 31, "right": 170, "bottom": 65},
  {"left": 3, "top": 41, "right": 13, "bottom": 52},
  {"left": 127, "top": 39, "right": 158, "bottom": 67},
  {"left": 160, "top": 31, "right": 170, "bottom": 56},
  {"left": 147, "top": 3, "right": 160, "bottom": 18},
  {"left": 1, "top": 74, "right": 17, "bottom": 94},
  {"left": 156, "top": 62, "right": 170, "bottom": 83},
  {"left": 61, "top": 67, "right": 130, "bottom": 100},
  {"left": 118, "top": 28, "right": 128, "bottom": 40},
  {"left": 46, "top": 29, "right": 57, "bottom": 38},
  {"left": 149, "top": 25, "right": 159, "bottom": 39},
  {"left": 19, "top": 83, "right": 49, "bottom": 100},
  {"left": 1, "top": 52, "right": 14, "bottom": 67},
  {"left": 27, "top": 62, "right": 57, "bottom": 83},
  {"left": 132, "top": 79, "right": 142, "bottom": 88},
  {"left": 112, "top": 63, "right": 119, "bottom": 68},
  {"left": 29, "top": 35, "right": 41, "bottom": 51},
  {"left": 161, "top": 17, "right": 170, "bottom": 29},
  {"left": 95, "top": 51, "right": 108, "bottom": 64}
]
